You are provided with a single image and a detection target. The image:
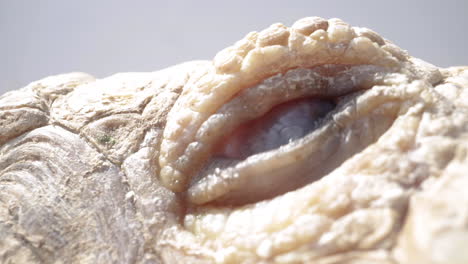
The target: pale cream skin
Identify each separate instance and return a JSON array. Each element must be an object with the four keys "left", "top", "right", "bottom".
[{"left": 0, "top": 17, "right": 468, "bottom": 263}]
